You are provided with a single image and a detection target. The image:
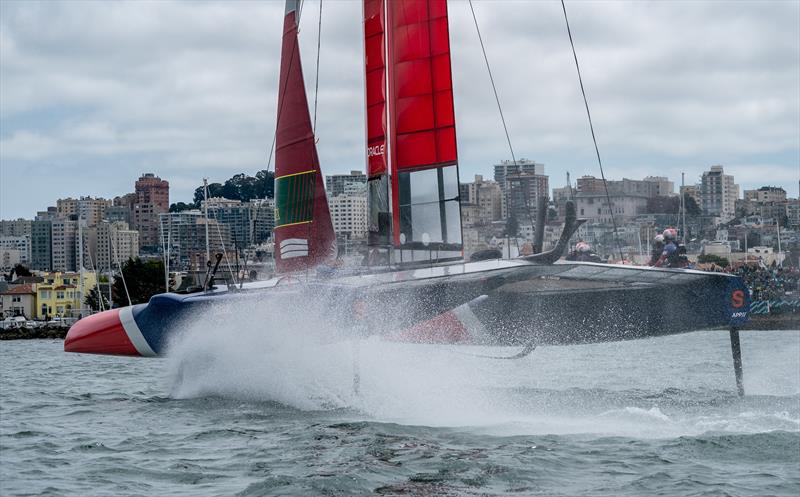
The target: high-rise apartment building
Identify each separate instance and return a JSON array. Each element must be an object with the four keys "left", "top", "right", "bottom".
[
  {"left": 504, "top": 172, "right": 549, "bottom": 223},
  {"left": 459, "top": 175, "right": 503, "bottom": 226},
  {"left": 133, "top": 173, "right": 169, "bottom": 250},
  {"left": 700, "top": 165, "right": 739, "bottom": 222},
  {"left": 51, "top": 219, "right": 78, "bottom": 272},
  {"left": 30, "top": 220, "right": 53, "bottom": 271},
  {"left": 158, "top": 211, "right": 232, "bottom": 269},
  {"left": 326, "top": 171, "right": 367, "bottom": 197},
  {"left": 0, "top": 219, "right": 32, "bottom": 237},
  {"left": 96, "top": 221, "right": 139, "bottom": 271},
  {"left": 329, "top": 194, "right": 368, "bottom": 239}
]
